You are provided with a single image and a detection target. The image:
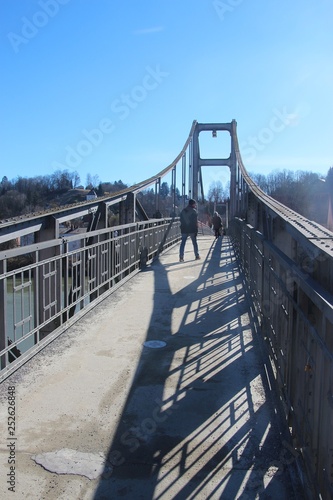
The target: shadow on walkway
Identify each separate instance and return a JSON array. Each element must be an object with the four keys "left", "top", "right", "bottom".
[{"left": 93, "top": 237, "right": 303, "bottom": 499}]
